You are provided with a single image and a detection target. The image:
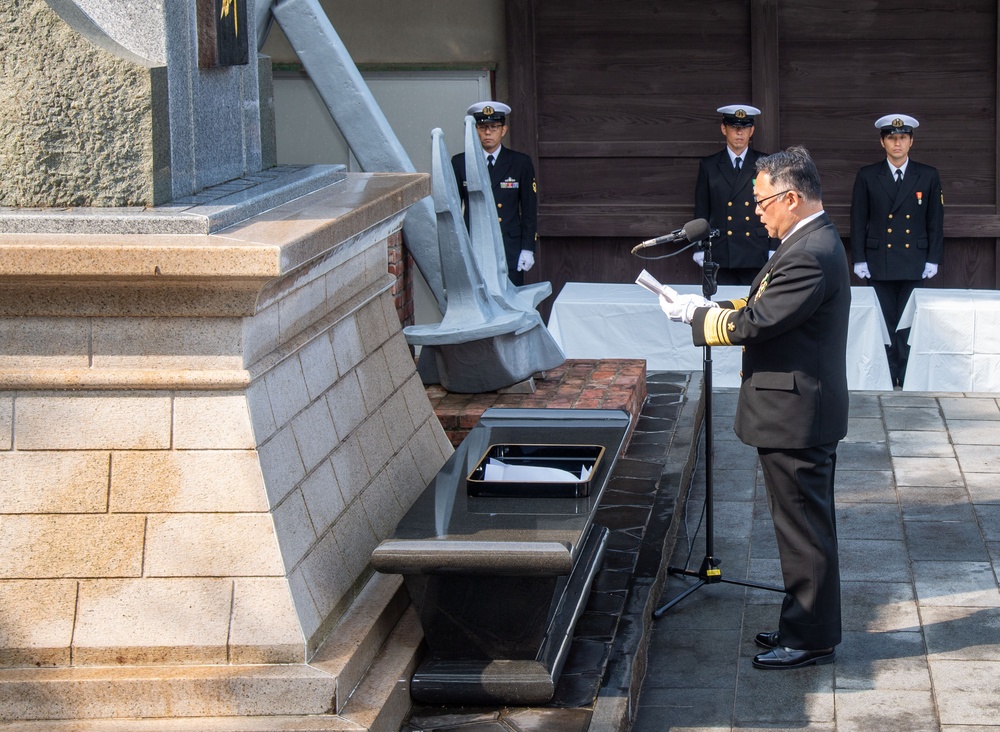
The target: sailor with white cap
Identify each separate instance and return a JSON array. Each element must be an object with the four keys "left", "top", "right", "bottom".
[
  {"left": 850, "top": 113, "right": 944, "bottom": 386},
  {"left": 451, "top": 101, "right": 538, "bottom": 286},
  {"left": 692, "top": 104, "right": 779, "bottom": 285}
]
